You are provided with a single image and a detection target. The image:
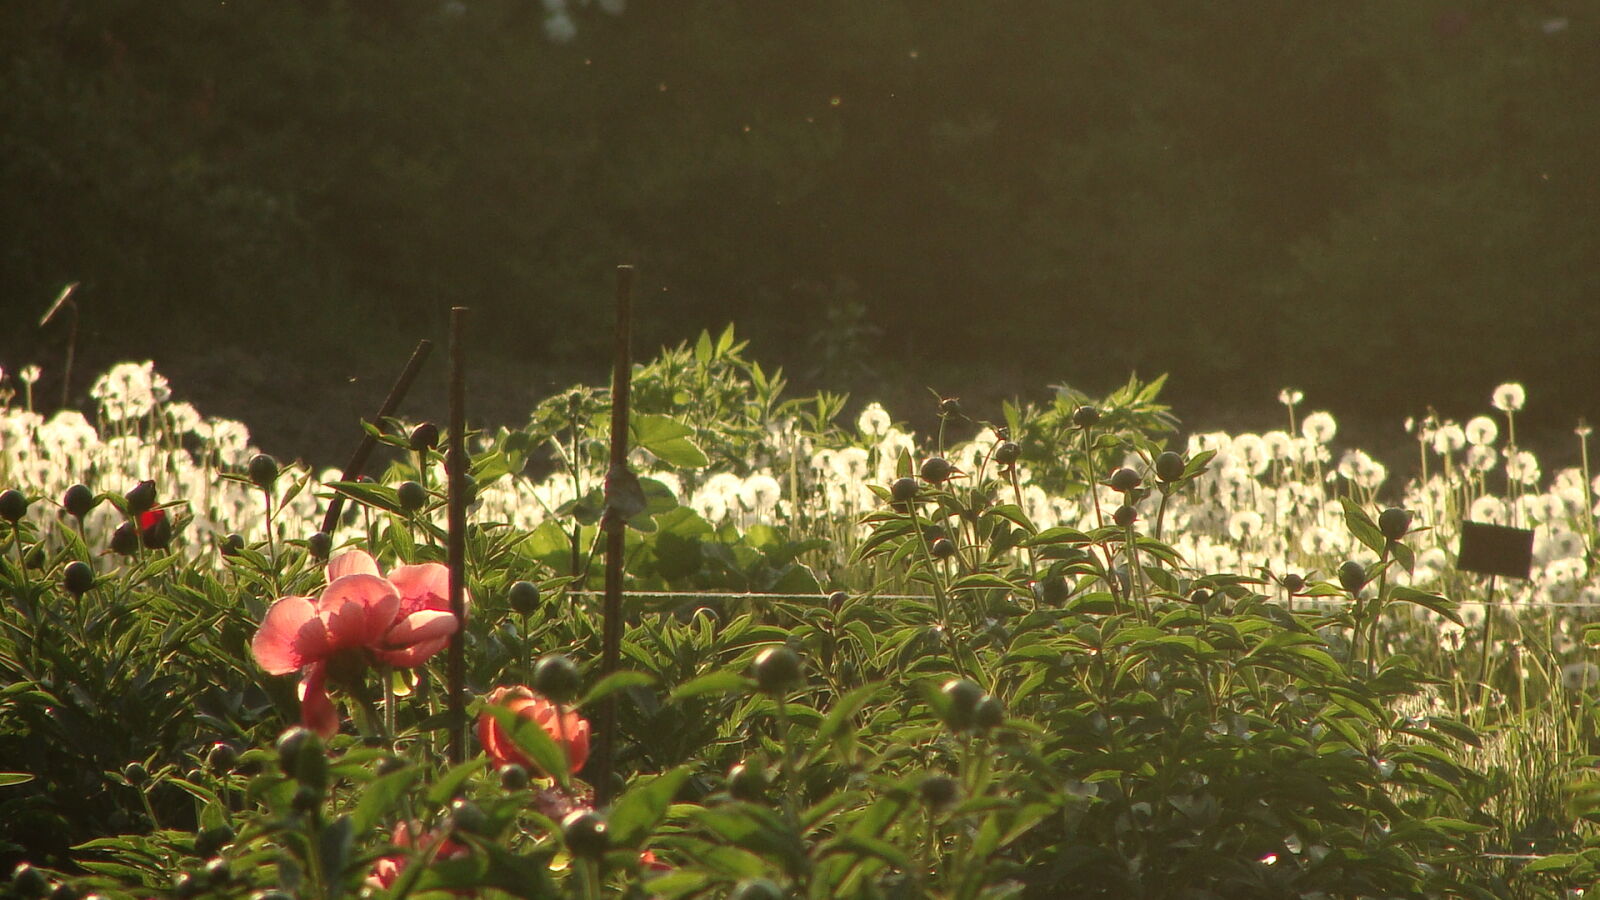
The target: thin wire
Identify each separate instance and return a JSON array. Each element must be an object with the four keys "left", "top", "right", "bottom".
[{"left": 559, "top": 589, "right": 1600, "bottom": 609}]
